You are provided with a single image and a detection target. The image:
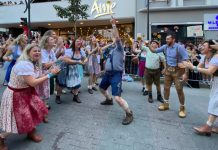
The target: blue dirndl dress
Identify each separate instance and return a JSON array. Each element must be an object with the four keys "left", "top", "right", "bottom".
[{"left": 5, "top": 45, "right": 20, "bottom": 83}]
